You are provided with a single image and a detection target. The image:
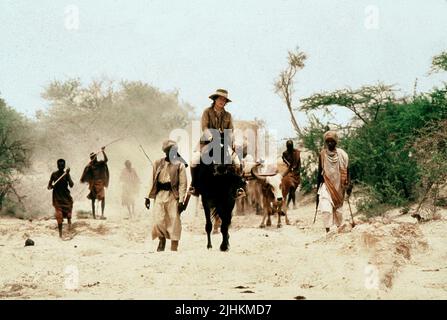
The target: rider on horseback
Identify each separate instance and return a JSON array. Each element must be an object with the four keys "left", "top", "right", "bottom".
[{"left": 189, "top": 89, "right": 242, "bottom": 196}]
